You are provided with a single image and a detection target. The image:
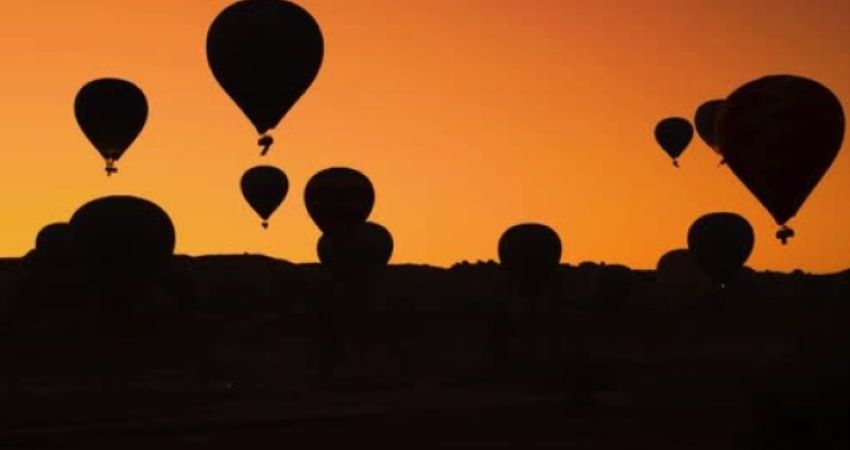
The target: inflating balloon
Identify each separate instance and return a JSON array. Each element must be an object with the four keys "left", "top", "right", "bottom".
[
  {"left": 717, "top": 75, "right": 845, "bottom": 244},
  {"left": 304, "top": 167, "right": 375, "bottom": 236},
  {"left": 694, "top": 99, "right": 725, "bottom": 151},
  {"left": 240, "top": 165, "right": 289, "bottom": 228},
  {"left": 74, "top": 79, "right": 148, "bottom": 176},
  {"left": 71, "top": 196, "right": 175, "bottom": 289},
  {"left": 687, "top": 212, "right": 754, "bottom": 287},
  {"left": 498, "top": 223, "right": 562, "bottom": 298},
  {"left": 656, "top": 248, "right": 711, "bottom": 302},
  {"left": 207, "top": 0, "right": 324, "bottom": 156},
  {"left": 317, "top": 222, "right": 393, "bottom": 282},
  {"left": 655, "top": 117, "right": 694, "bottom": 167},
  {"left": 34, "top": 222, "right": 75, "bottom": 267}
]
